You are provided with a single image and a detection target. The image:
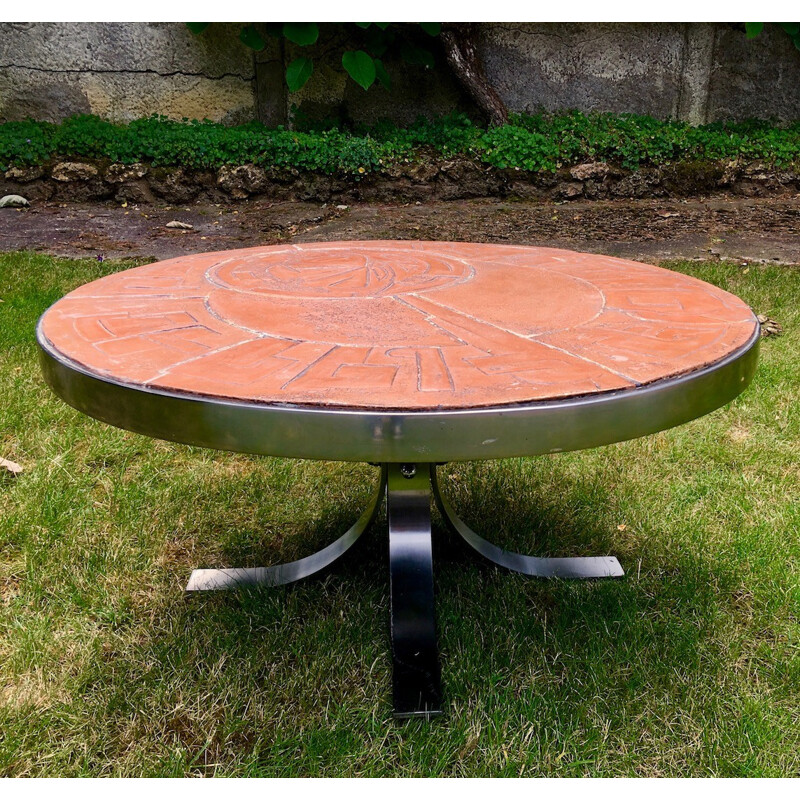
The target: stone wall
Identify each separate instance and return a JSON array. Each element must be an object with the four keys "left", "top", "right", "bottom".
[
  {"left": 2, "top": 22, "right": 799, "bottom": 126},
  {"left": 0, "top": 22, "right": 256, "bottom": 124},
  {"left": 3, "top": 155, "right": 798, "bottom": 206}
]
